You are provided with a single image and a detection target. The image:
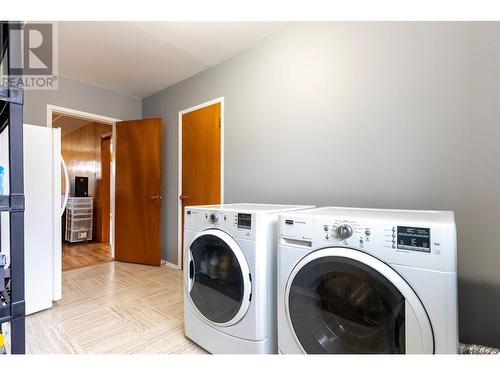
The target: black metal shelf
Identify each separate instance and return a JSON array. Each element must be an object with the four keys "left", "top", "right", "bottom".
[
  {"left": 0, "top": 294, "right": 24, "bottom": 325},
  {"left": 1, "top": 290, "right": 11, "bottom": 322},
  {"left": 0, "top": 195, "right": 9, "bottom": 211},
  {"left": 0, "top": 87, "right": 23, "bottom": 106},
  {"left": 0, "top": 20, "right": 25, "bottom": 354},
  {"left": 0, "top": 195, "right": 24, "bottom": 213},
  {"left": 0, "top": 307, "right": 9, "bottom": 322},
  {"left": 0, "top": 100, "right": 8, "bottom": 133}
]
